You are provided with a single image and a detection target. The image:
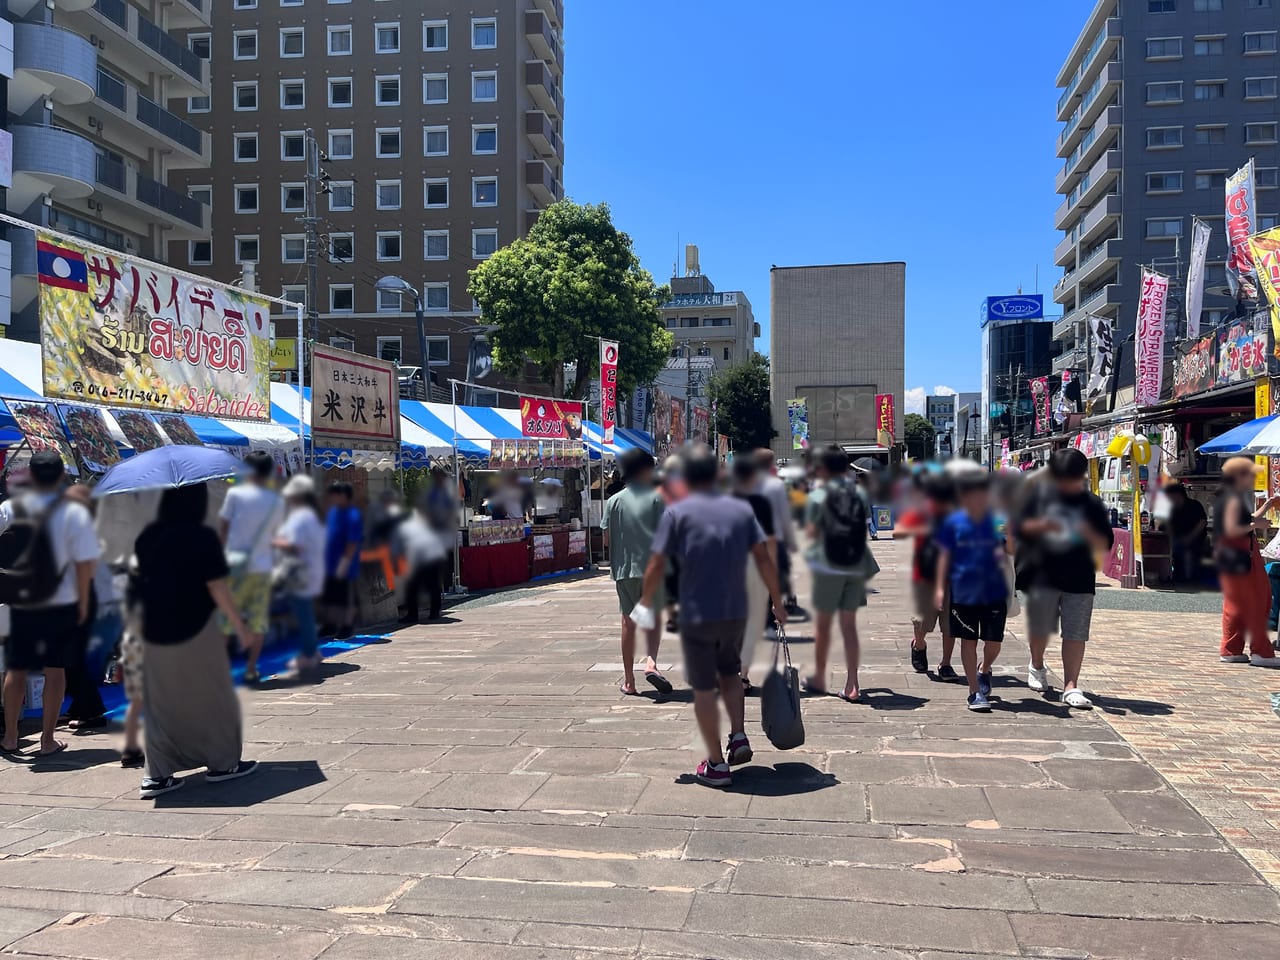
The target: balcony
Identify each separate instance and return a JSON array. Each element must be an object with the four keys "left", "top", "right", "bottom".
[
  {"left": 1055, "top": 237, "right": 1122, "bottom": 304},
  {"left": 1058, "top": 103, "right": 1121, "bottom": 195},
  {"left": 525, "top": 159, "right": 560, "bottom": 206},
  {"left": 67, "top": 74, "right": 210, "bottom": 168},
  {"left": 1056, "top": 283, "right": 1121, "bottom": 343},
  {"left": 1054, "top": 313, "right": 1084, "bottom": 342},
  {"left": 525, "top": 60, "right": 563, "bottom": 118},
  {"left": 137, "top": 95, "right": 205, "bottom": 158},
  {"left": 167, "top": 0, "right": 211, "bottom": 30},
  {"left": 1078, "top": 195, "right": 1122, "bottom": 248},
  {"left": 137, "top": 16, "right": 202, "bottom": 84},
  {"left": 1076, "top": 149, "right": 1121, "bottom": 210},
  {"left": 1056, "top": 17, "right": 1122, "bottom": 121},
  {"left": 532, "top": 0, "right": 563, "bottom": 27},
  {"left": 91, "top": 155, "right": 208, "bottom": 239},
  {"left": 525, "top": 110, "right": 562, "bottom": 159},
  {"left": 79, "top": 0, "right": 208, "bottom": 97},
  {"left": 525, "top": 10, "right": 562, "bottom": 71},
  {"left": 7, "top": 0, "right": 94, "bottom": 13},
  {"left": 95, "top": 152, "right": 126, "bottom": 194},
  {"left": 1054, "top": 231, "right": 1078, "bottom": 269},
  {"left": 12, "top": 23, "right": 97, "bottom": 106},
  {"left": 11, "top": 124, "right": 96, "bottom": 206},
  {"left": 1053, "top": 346, "right": 1087, "bottom": 375},
  {"left": 136, "top": 173, "right": 206, "bottom": 230}
]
